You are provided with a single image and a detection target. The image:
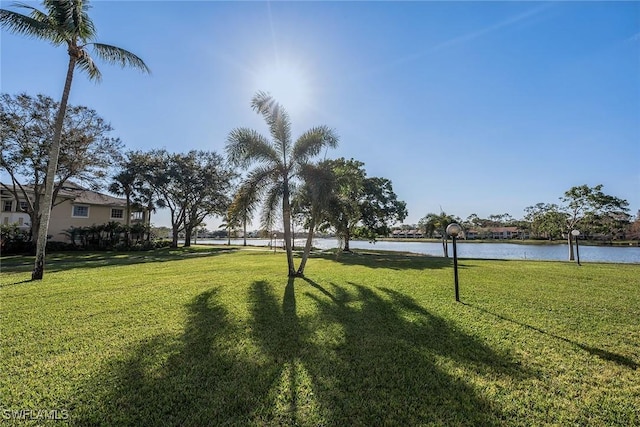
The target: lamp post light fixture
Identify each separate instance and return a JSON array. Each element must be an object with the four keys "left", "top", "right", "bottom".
[
  {"left": 446, "top": 223, "right": 462, "bottom": 302},
  {"left": 571, "top": 229, "right": 581, "bottom": 266}
]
